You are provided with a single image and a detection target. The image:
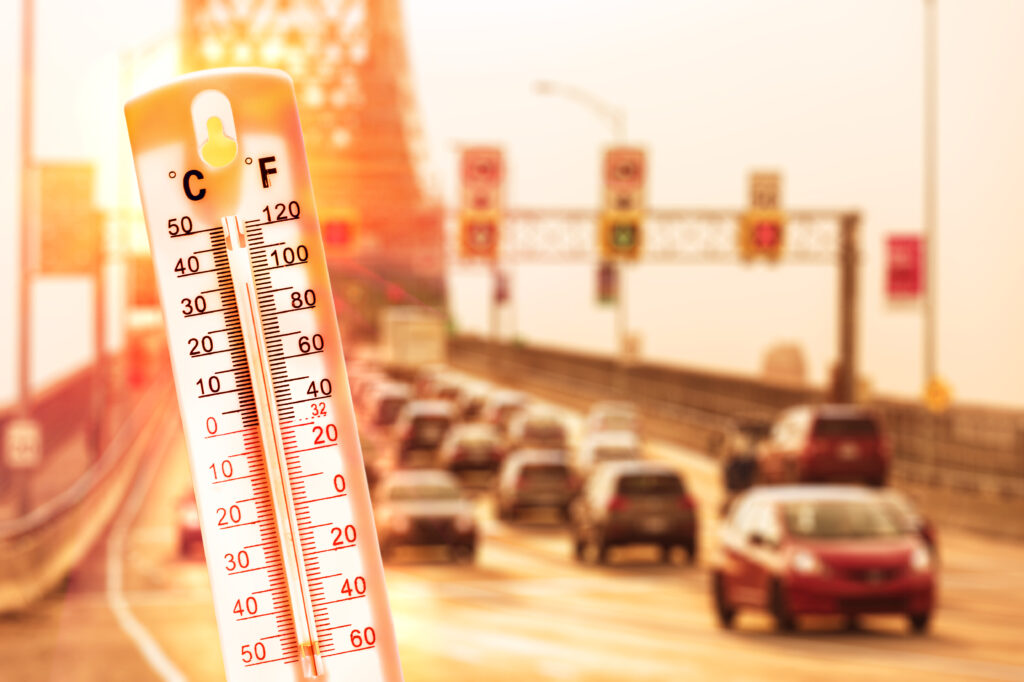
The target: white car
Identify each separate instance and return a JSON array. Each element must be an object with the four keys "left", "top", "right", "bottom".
[{"left": 575, "top": 430, "right": 643, "bottom": 473}]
